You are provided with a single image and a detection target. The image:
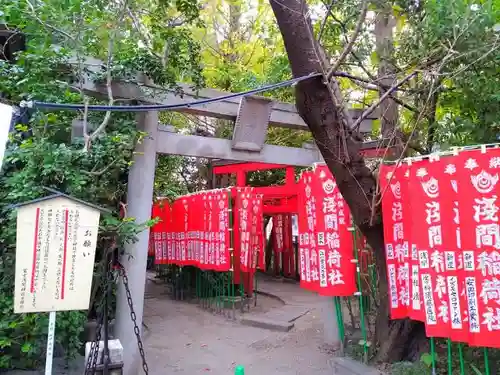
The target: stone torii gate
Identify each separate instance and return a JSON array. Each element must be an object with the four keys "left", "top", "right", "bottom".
[{"left": 75, "top": 55, "right": 379, "bottom": 375}]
